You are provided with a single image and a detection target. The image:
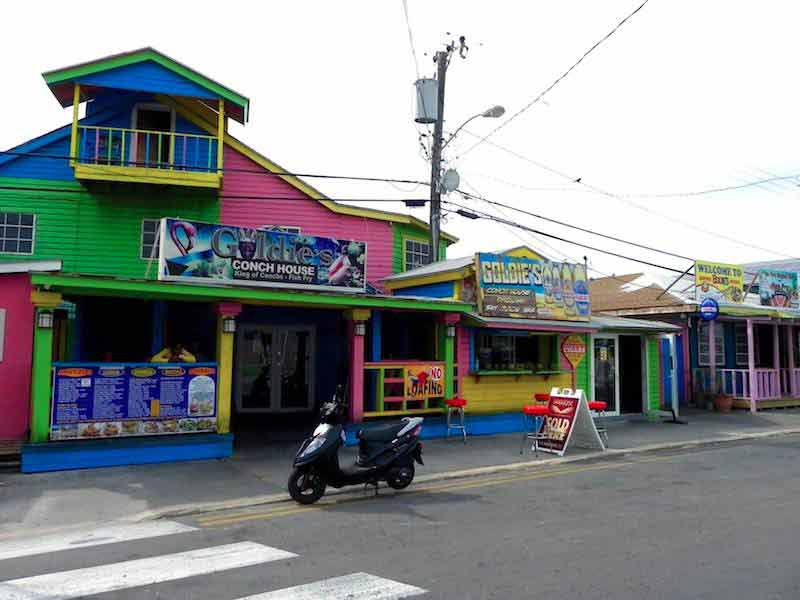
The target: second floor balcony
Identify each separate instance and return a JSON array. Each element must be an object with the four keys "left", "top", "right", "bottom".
[{"left": 74, "top": 125, "right": 221, "bottom": 188}]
